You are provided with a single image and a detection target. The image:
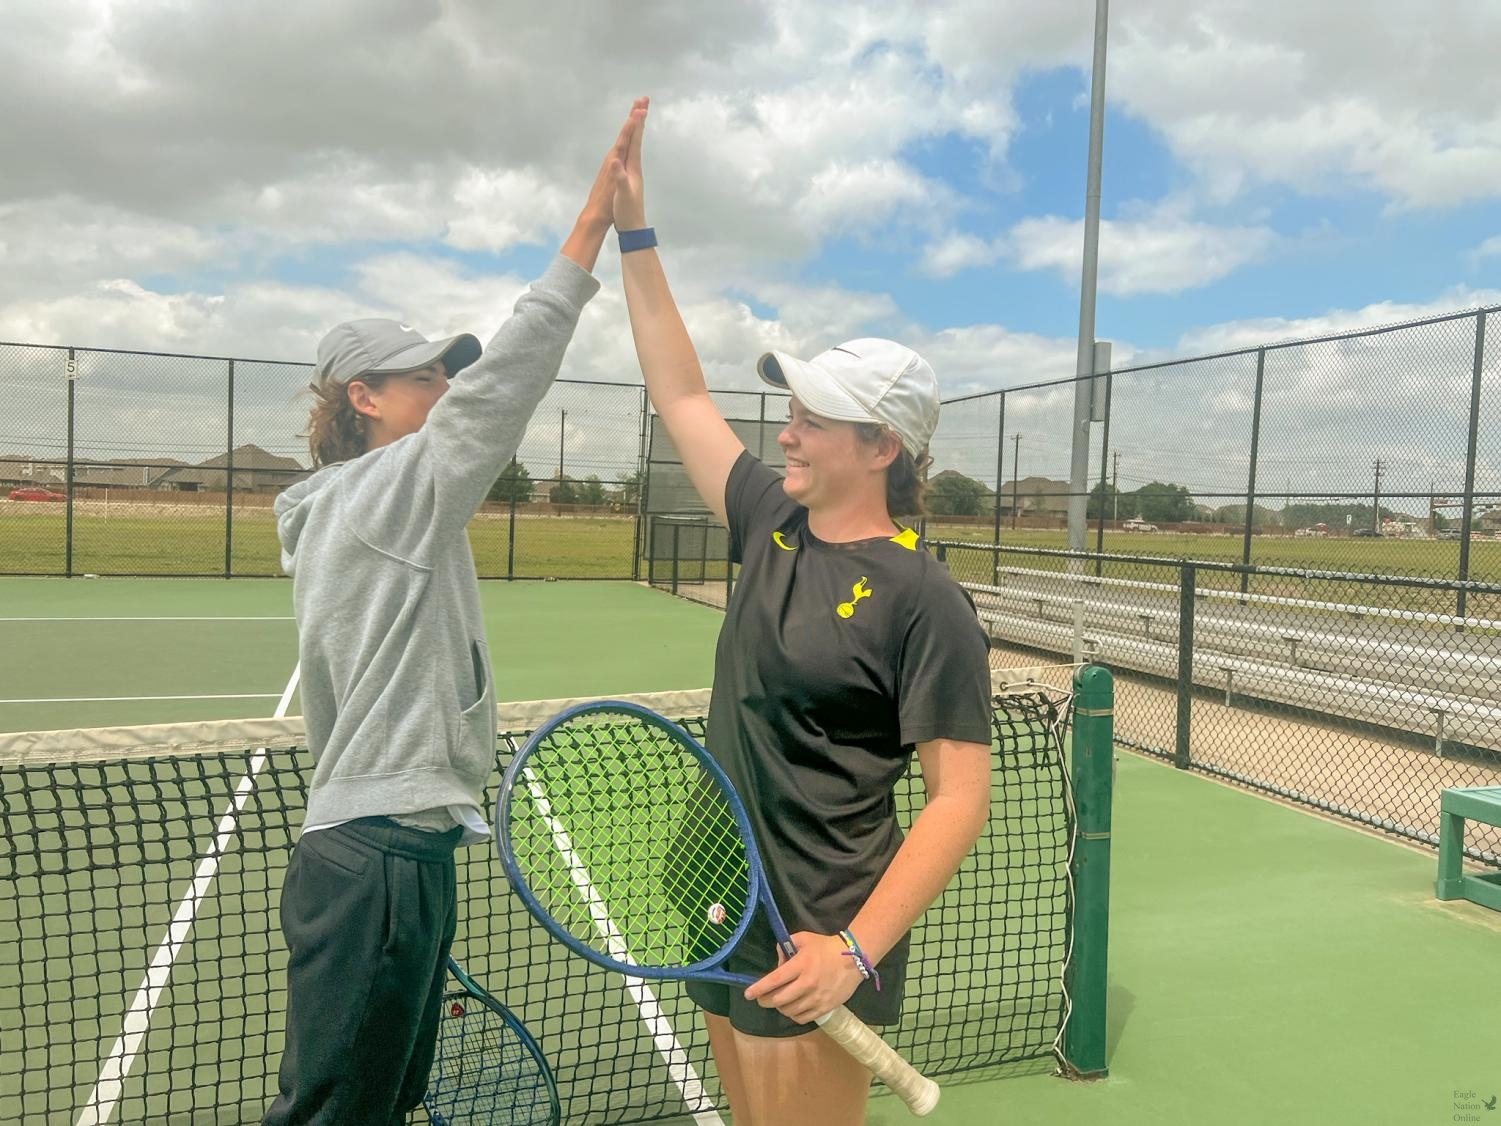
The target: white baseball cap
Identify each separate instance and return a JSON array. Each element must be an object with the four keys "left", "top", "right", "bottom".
[
  {"left": 756, "top": 338, "right": 940, "bottom": 458},
  {"left": 315, "top": 318, "right": 482, "bottom": 385}
]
